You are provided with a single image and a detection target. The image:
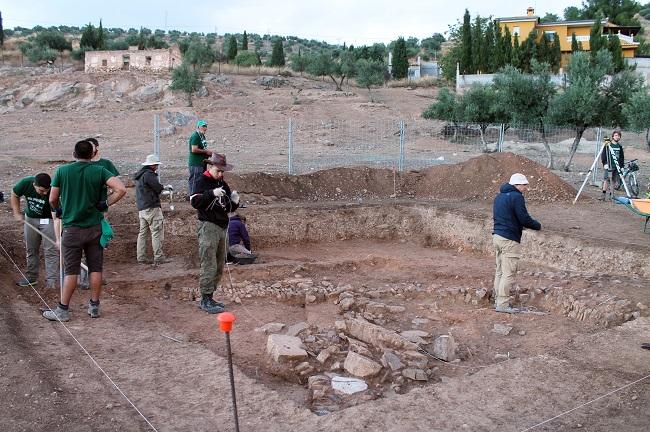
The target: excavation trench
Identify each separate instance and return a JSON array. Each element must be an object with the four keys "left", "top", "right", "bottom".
[{"left": 93, "top": 200, "right": 649, "bottom": 414}]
